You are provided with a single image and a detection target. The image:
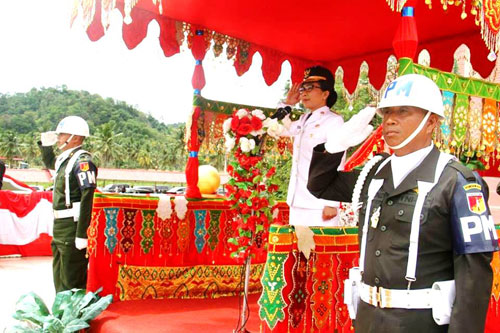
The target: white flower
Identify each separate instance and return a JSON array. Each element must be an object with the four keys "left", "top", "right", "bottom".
[
  {"left": 224, "top": 134, "right": 236, "bottom": 152},
  {"left": 251, "top": 109, "right": 266, "bottom": 120},
  {"left": 250, "top": 129, "right": 266, "bottom": 136},
  {"left": 236, "top": 108, "right": 248, "bottom": 119},
  {"left": 239, "top": 137, "right": 255, "bottom": 153},
  {"left": 263, "top": 118, "right": 284, "bottom": 139},
  {"left": 223, "top": 118, "right": 232, "bottom": 134}
]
